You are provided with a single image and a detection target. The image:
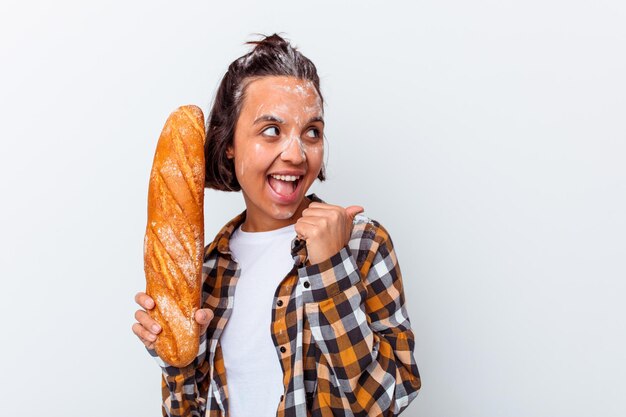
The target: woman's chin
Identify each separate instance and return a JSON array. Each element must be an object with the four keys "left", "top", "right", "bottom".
[
  {"left": 268, "top": 195, "right": 308, "bottom": 220},
  {"left": 274, "top": 212, "right": 296, "bottom": 220}
]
